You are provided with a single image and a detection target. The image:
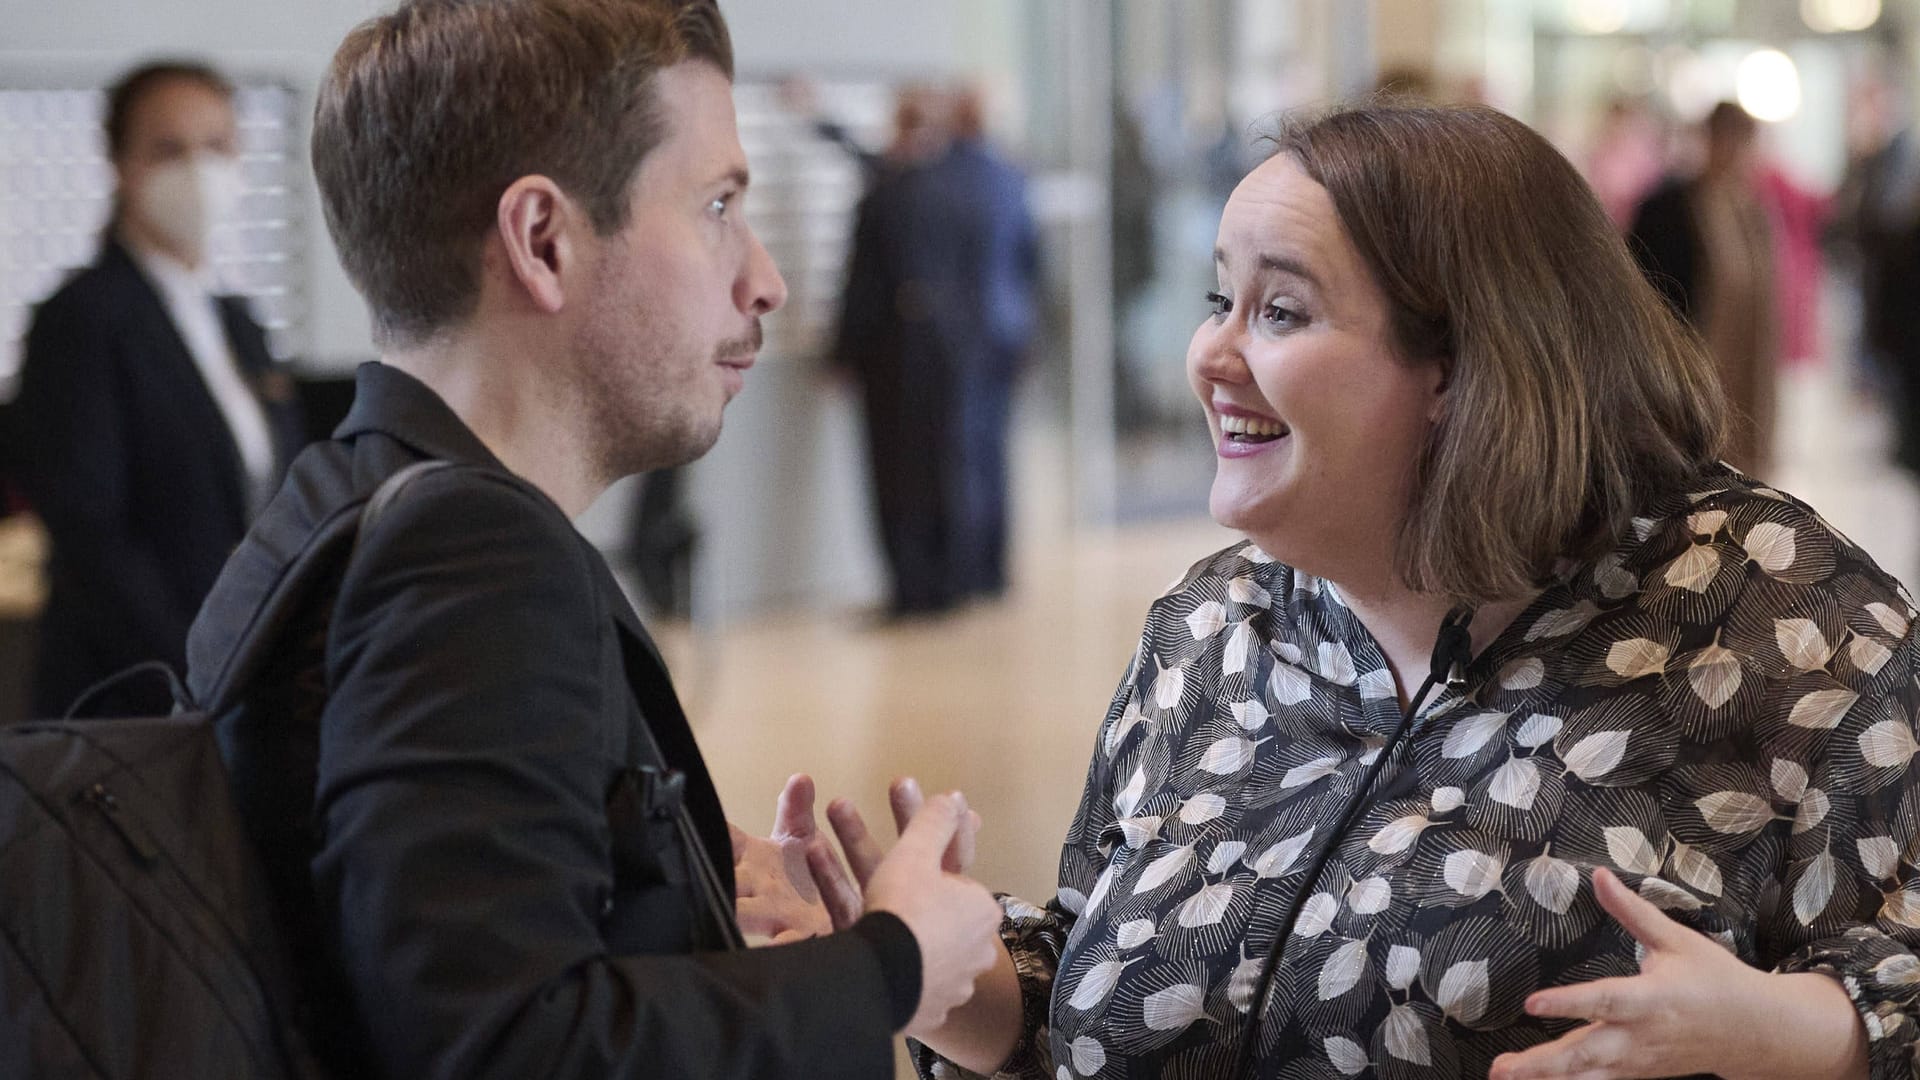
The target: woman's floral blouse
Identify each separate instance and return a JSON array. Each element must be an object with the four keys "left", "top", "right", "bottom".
[{"left": 917, "top": 467, "right": 1920, "bottom": 1079}]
